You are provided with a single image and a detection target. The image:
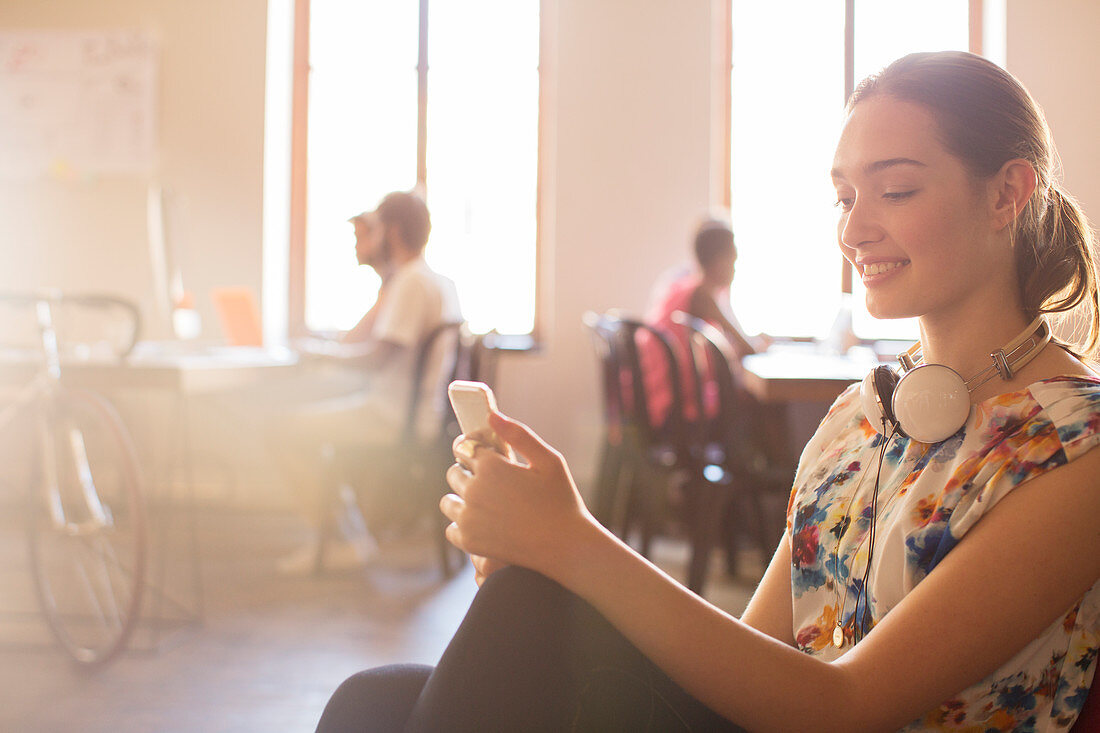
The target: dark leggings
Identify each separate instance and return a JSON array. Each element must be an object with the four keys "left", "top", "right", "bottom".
[{"left": 316, "top": 567, "right": 744, "bottom": 732}]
